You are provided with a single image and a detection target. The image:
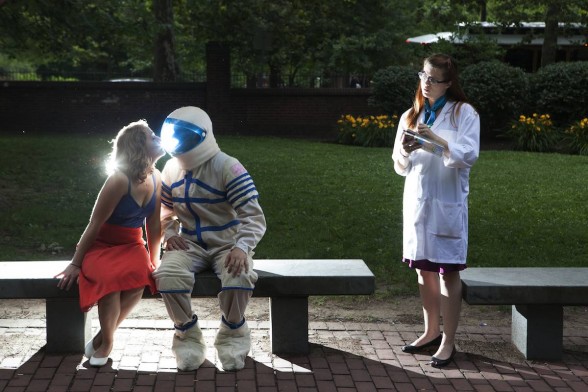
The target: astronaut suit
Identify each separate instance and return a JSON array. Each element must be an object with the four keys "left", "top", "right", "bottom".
[{"left": 153, "top": 107, "right": 266, "bottom": 371}]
